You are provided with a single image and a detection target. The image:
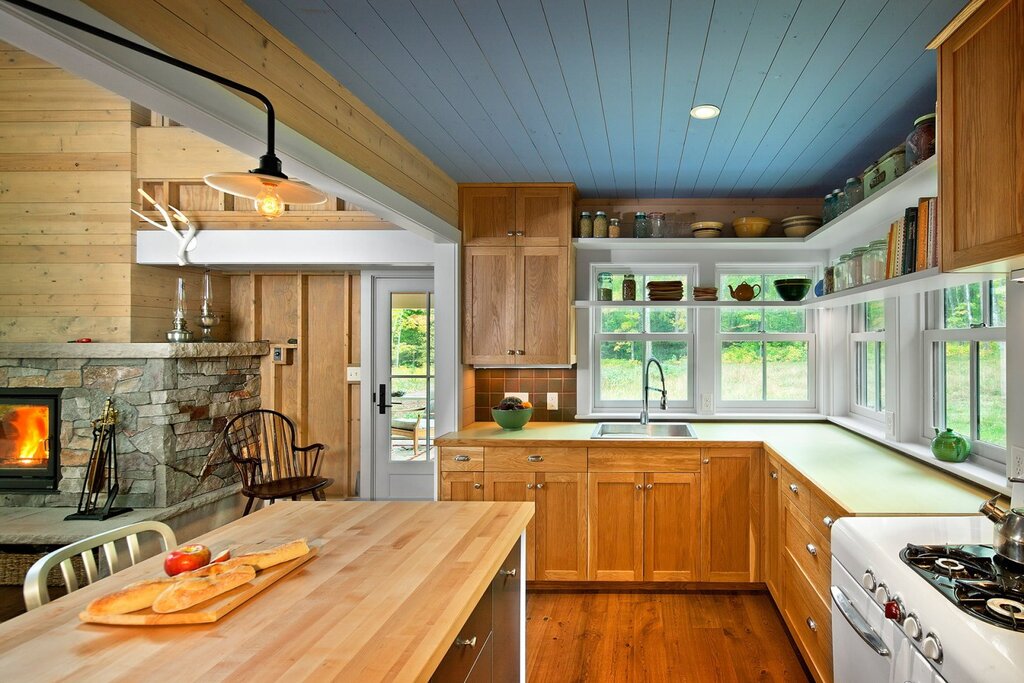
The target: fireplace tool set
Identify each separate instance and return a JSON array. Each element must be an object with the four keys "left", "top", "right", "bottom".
[{"left": 65, "top": 397, "right": 132, "bottom": 521}]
